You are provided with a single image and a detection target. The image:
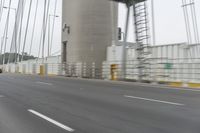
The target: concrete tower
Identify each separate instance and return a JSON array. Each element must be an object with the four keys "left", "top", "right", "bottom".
[{"left": 62, "top": 0, "right": 118, "bottom": 70}]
